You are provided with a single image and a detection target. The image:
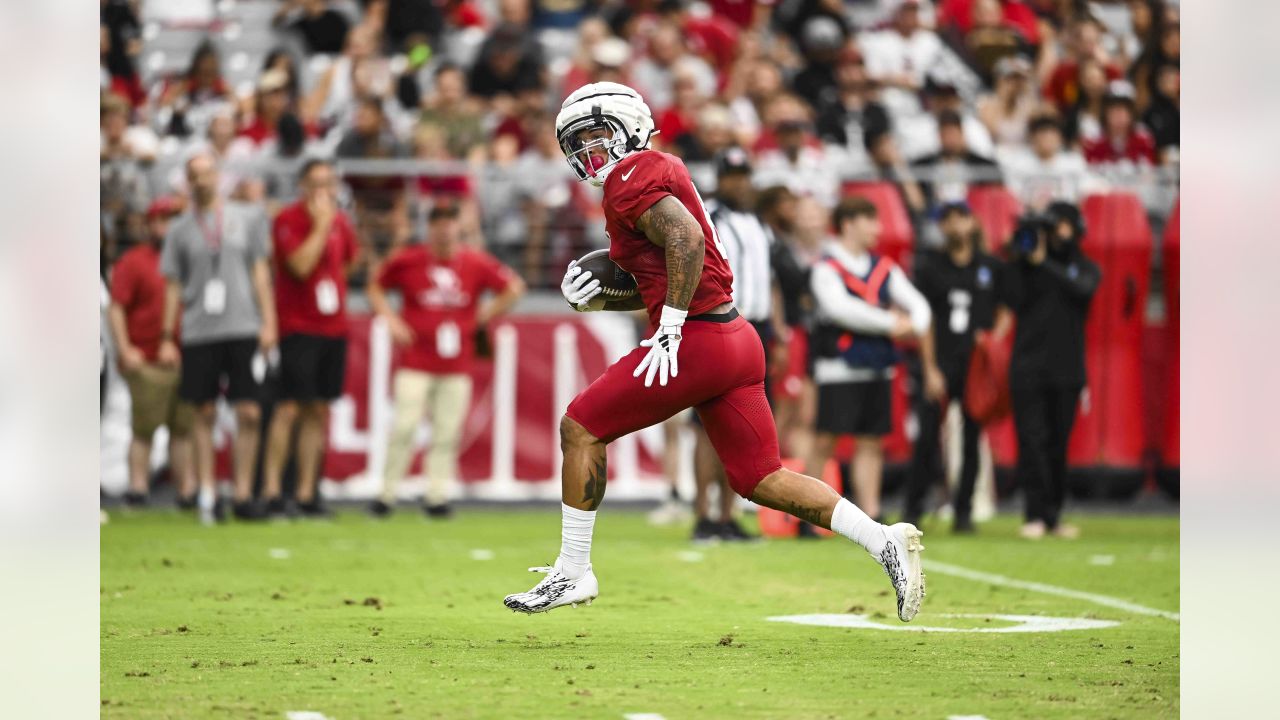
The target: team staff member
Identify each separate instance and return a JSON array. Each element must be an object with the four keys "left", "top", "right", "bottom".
[
  {"left": 806, "top": 197, "right": 932, "bottom": 522},
  {"left": 159, "top": 152, "right": 278, "bottom": 525},
  {"left": 688, "top": 148, "right": 776, "bottom": 542},
  {"left": 108, "top": 196, "right": 196, "bottom": 509},
  {"left": 903, "top": 201, "right": 1010, "bottom": 533},
  {"left": 262, "top": 159, "right": 359, "bottom": 518},
  {"left": 1005, "top": 201, "right": 1100, "bottom": 540},
  {"left": 368, "top": 204, "right": 525, "bottom": 517}
]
